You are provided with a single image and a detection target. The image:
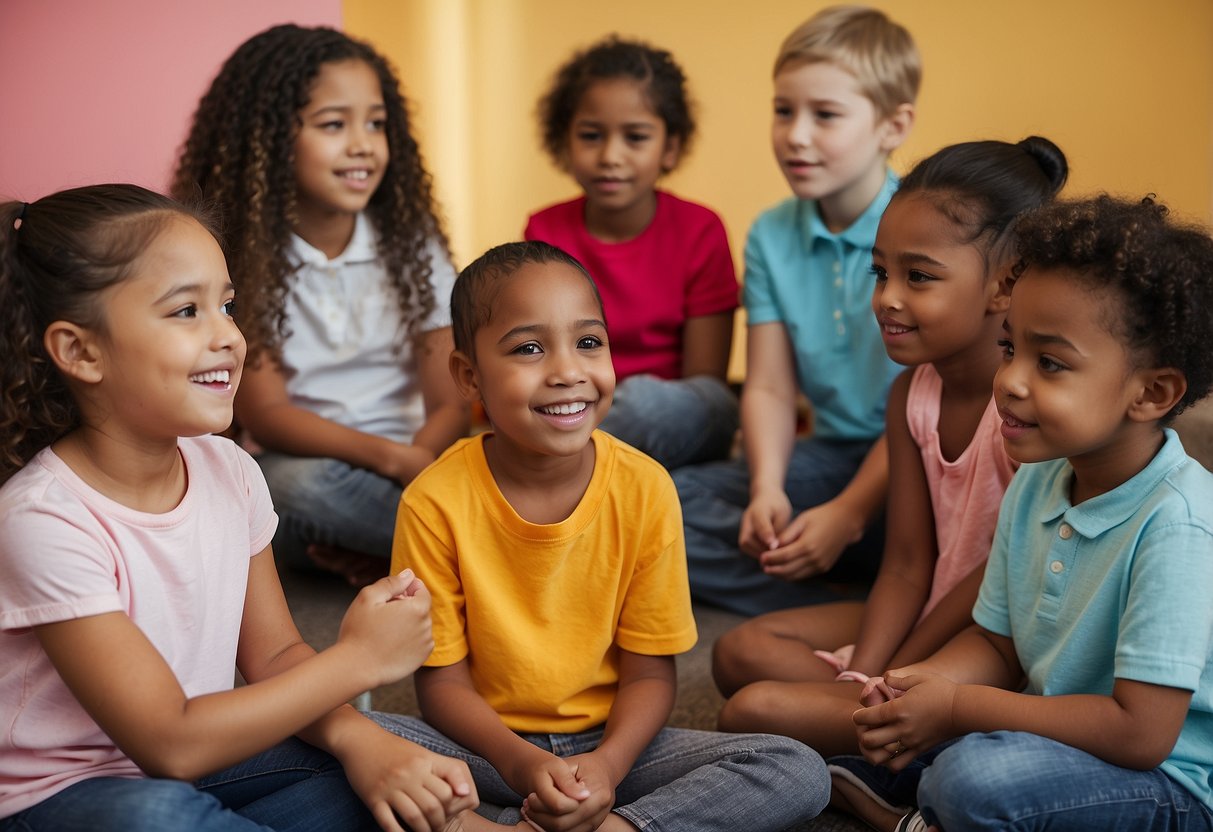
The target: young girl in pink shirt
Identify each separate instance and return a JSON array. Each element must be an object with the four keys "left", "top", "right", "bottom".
[
  {"left": 526, "top": 36, "right": 740, "bottom": 469},
  {"left": 712, "top": 137, "right": 1067, "bottom": 756}
]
